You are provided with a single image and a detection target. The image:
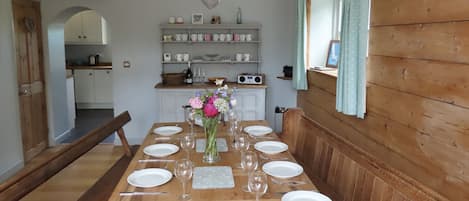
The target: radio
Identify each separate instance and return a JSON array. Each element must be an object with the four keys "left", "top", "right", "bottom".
[{"left": 237, "top": 74, "right": 263, "bottom": 85}]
